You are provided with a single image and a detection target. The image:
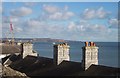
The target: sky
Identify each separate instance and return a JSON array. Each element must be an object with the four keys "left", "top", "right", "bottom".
[{"left": 1, "top": 1, "right": 119, "bottom": 42}]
